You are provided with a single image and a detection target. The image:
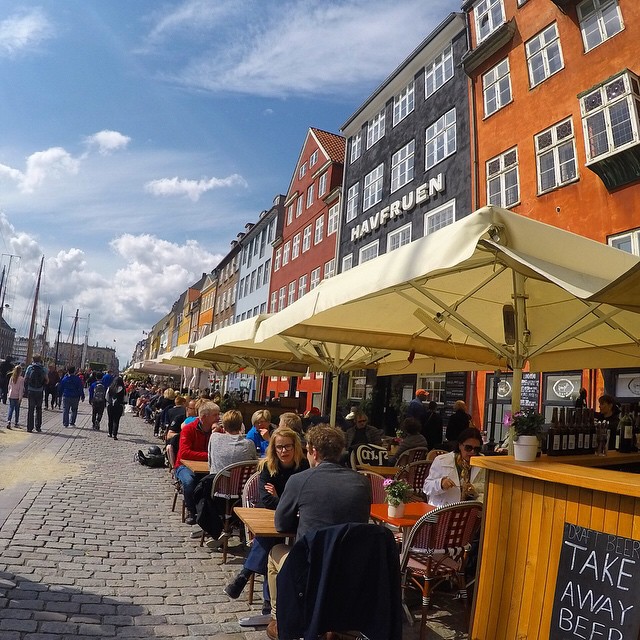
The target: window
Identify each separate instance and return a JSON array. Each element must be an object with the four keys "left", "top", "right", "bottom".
[
  {"left": 350, "top": 133, "right": 362, "bottom": 163},
  {"left": 307, "top": 184, "right": 314, "bottom": 208},
  {"left": 393, "top": 81, "right": 415, "bottom": 126},
  {"left": 535, "top": 118, "right": 578, "bottom": 193},
  {"left": 260, "top": 302, "right": 266, "bottom": 314},
  {"left": 263, "top": 259, "right": 270, "bottom": 285},
  {"left": 391, "top": 140, "right": 415, "bottom": 192},
  {"left": 270, "top": 291, "right": 277, "bottom": 313},
  {"left": 387, "top": 223, "right": 412, "bottom": 251},
  {"left": 278, "top": 287, "right": 286, "bottom": 311},
  {"left": 298, "top": 274, "right": 308, "bottom": 297},
  {"left": 327, "top": 203, "right": 340, "bottom": 235},
  {"left": 309, "top": 150, "right": 318, "bottom": 167},
  {"left": 274, "top": 248, "right": 281, "bottom": 271},
  {"left": 256, "top": 265, "right": 263, "bottom": 288},
  {"left": 363, "top": 164, "right": 384, "bottom": 211},
  {"left": 425, "top": 43, "right": 454, "bottom": 98},
  {"left": 318, "top": 172, "right": 328, "bottom": 196},
  {"left": 259, "top": 229, "right": 266, "bottom": 257},
  {"left": 526, "top": 23, "right": 563, "bottom": 88},
  {"left": 249, "top": 270, "right": 256, "bottom": 293},
  {"left": 483, "top": 58, "right": 511, "bottom": 117},
  {"left": 314, "top": 215, "right": 324, "bottom": 245},
  {"left": 324, "top": 258, "right": 335, "bottom": 279},
  {"left": 517, "top": 0, "right": 529, "bottom": 5},
  {"left": 243, "top": 277, "right": 249, "bottom": 297},
  {"left": 580, "top": 71, "right": 640, "bottom": 163},
  {"left": 238, "top": 277, "right": 244, "bottom": 299},
  {"left": 288, "top": 281, "right": 296, "bottom": 306},
  {"left": 425, "top": 199, "right": 456, "bottom": 235},
  {"left": 282, "top": 241, "right": 290, "bottom": 266},
  {"left": 286, "top": 204, "right": 293, "bottom": 225},
  {"left": 348, "top": 369, "right": 368, "bottom": 400},
  {"left": 292, "top": 233, "right": 301, "bottom": 259},
  {"left": 367, "top": 108, "right": 386, "bottom": 149},
  {"left": 342, "top": 254, "right": 353, "bottom": 271},
  {"left": 487, "top": 148, "right": 519, "bottom": 208},
  {"left": 474, "top": 0, "right": 505, "bottom": 43},
  {"left": 577, "top": 0, "right": 623, "bottom": 52},
  {"left": 608, "top": 228, "right": 640, "bottom": 255},
  {"left": 426, "top": 108, "right": 456, "bottom": 170},
  {"left": 302, "top": 225, "right": 312, "bottom": 252},
  {"left": 346, "top": 183, "right": 360, "bottom": 222},
  {"left": 310, "top": 267, "right": 321, "bottom": 290},
  {"left": 299, "top": 162, "right": 307, "bottom": 179},
  {"left": 359, "top": 240, "right": 379, "bottom": 264},
  {"left": 296, "top": 196, "right": 303, "bottom": 217}
]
